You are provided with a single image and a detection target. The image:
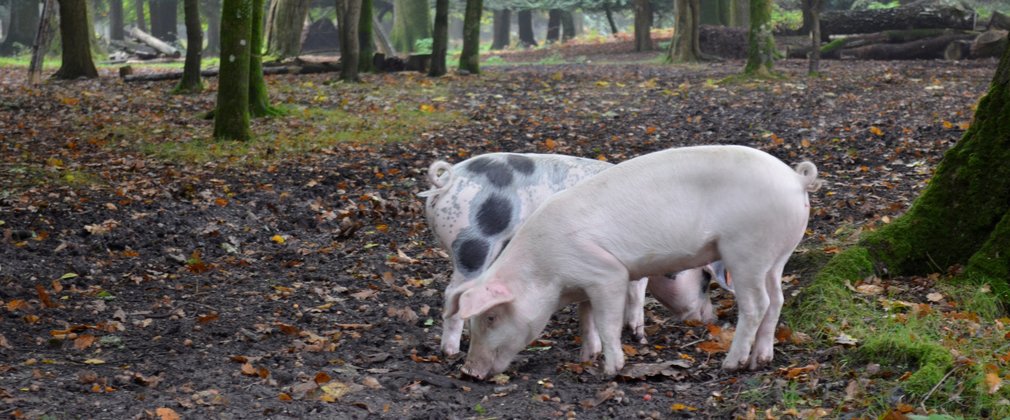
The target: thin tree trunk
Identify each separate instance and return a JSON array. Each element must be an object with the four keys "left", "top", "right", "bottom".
[
  {"left": 28, "top": 0, "right": 57, "bottom": 85},
  {"left": 339, "top": 0, "right": 361, "bottom": 81},
  {"left": 136, "top": 0, "right": 148, "bottom": 32},
  {"left": 204, "top": 0, "right": 220, "bottom": 55},
  {"left": 109, "top": 0, "right": 125, "bottom": 40},
  {"left": 214, "top": 0, "right": 252, "bottom": 140},
  {"left": 668, "top": 0, "right": 701, "bottom": 62},
  {"left": 0, "top": 0, "right": 41, "bottom": 55},
  {"left": 561, "top": 11, "right": 575, "bottom": 41},
  {"left": 743, "top": 0, "right": 775, "bottom": 77},
  {"left": 359, "top": 0, "right": 374, "bottom": 72},
  {"left": 633, "top": 0, "right": 652, "bottom": 51},
  {"left": 428, "top": 0, "right": 448, "bottom": 76},
  {"left": 808, "top": 0, "right": 821, "bottom": 74},
  {"left": 491, "top": 9, "right": 510, "bottom": 50},
  {"left": 249, "top": 0, "right": 280, "bottom": 116},
  {"left": 174, "top": 0, "right": 202, "bottom": 93},
  {"left": 517, "top": 9, "right": 536, "bottom": 47},
  {"left": 54, "top": 0, "right": 98, "bottom": 79},
  {"left": 604, "top": 4, "right": 618, "bottom": 35},
  {"left": 546, "top": 9, "right": 561, "bottom": 44},
  {"left": 149, "top": 0, "right": 178, "bottom": 42},
  {"left": 458, "top": 0, "right": 481, "bottom": 74}
]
